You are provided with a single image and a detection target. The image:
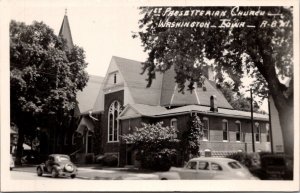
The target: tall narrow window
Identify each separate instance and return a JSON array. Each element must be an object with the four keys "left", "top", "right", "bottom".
[
  {"left": 114, "top": 73, "right": 117, "bottom": 84},
  {"left": 222, "top": 119, "right": 228, "bottom": 141},
  {"left": 201, "top": 117, "right": 209, "bottom": 141},
  {"left": 170, "top": 118, "right": 178, "bottom": 138},
  {"left": 108, "top": 100, "right": 121, "bottom": 142},
  {"left": 255, "top": 122, "right": 260, "bottom": 142},
  {"left": 235, "top": 121, "right": 242, "bottom": 142},
  {"left": 266, "top": 123, "right": 270, "bottom": 142}
]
